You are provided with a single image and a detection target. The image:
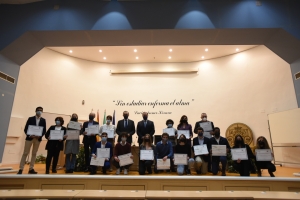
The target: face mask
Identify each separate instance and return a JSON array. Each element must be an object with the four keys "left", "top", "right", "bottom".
[
  {"left": 162, "top": 138, "right": 168, "bottom": 142},
  {"left": 259, "top": 141, "right": 265, "bottom": 147},
  {"left": 236, "top": 140, "right": 242, "bottom": 144},
  {"left": 106, "top": 120, "right": 111, "bottom": 123},
  {"left": 214, "top": 131, "right": 220, "bottom": 137},
  {"left": 55, "top": 121, "right": 61, "bottom": 125},
  {"left": 143, "top": 116, "right": 148, "bottom": 120},
  {"left": 202, "top": 117, "right": 207, "bottom": 121},
  {"left": 89, "top": 116, "right": 94, "bottom": 120},
  {"left": 145, "top": 138, "right": 150, "bottom": 142},
  {"left": 198, "top": 132, "right": 203, "bottom": 137},
  {"left": 71, "top": 117, "right": 78, "bottom": 122},
  {"left": 167, "top": 124, "right": 173, "bottom": 128},
  {"left": 123, "top": 115, "right": 128, "bottom": 119},
  {"left": 181, "top": 119, "right": 187, "bottom": 123},
  {"left": 101, "top": 137, "right": 107, "bottom": 142},
  {"left": 36, "top": 111, "right": 42, "bottom": 116},
  {"left": 180, "top": 138, "right": 186, "bottom": 143},
  {"left": 121, "top": 137, "right": 127, "bottom": 142}
]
